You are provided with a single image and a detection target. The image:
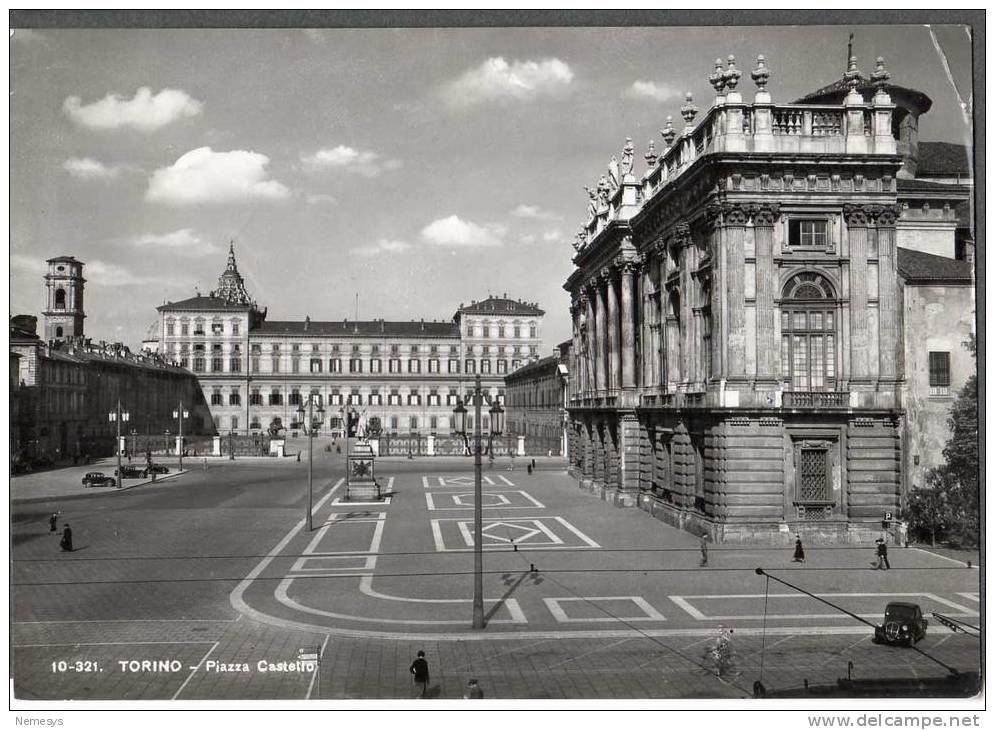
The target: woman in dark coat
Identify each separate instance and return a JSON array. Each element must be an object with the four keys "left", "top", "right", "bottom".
[
  {"left": 60, "top": 524, "right": 73, "bottom": 552},
  {"left": 793, "top": 535, "right": 805, "bottom": 563}
]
